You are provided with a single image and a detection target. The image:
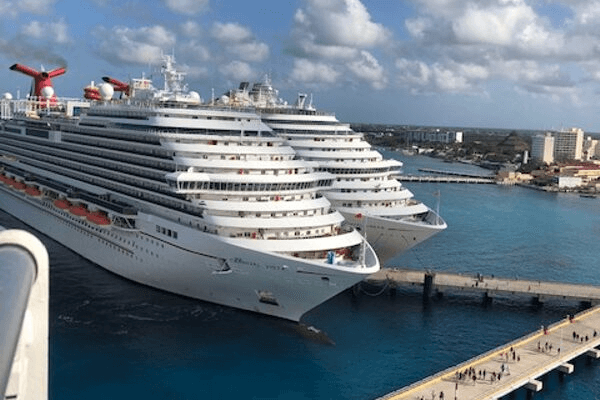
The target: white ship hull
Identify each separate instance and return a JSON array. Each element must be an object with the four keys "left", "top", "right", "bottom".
[
  {"left": 341, "top": 210, "right": 445, "bottom": 265},
  {"left": 0, "top": 185, "right": 376, "bottom": 321}
]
